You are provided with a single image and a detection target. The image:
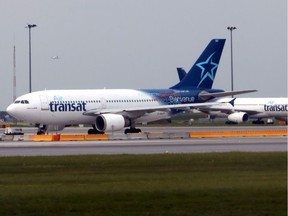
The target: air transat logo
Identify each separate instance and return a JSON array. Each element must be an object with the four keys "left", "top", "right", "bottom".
[
  {"left": 264, "top": 101, "right": 288, "bottom": 112},
  {"left": 196, "top": 52, "right": 218, "bottom": 87},
  {"left": 49, "top": 95, "right": 87, "bottom": 112},
  {"left": 49, "top": 102, "right": 87, "bottom": 112}
]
